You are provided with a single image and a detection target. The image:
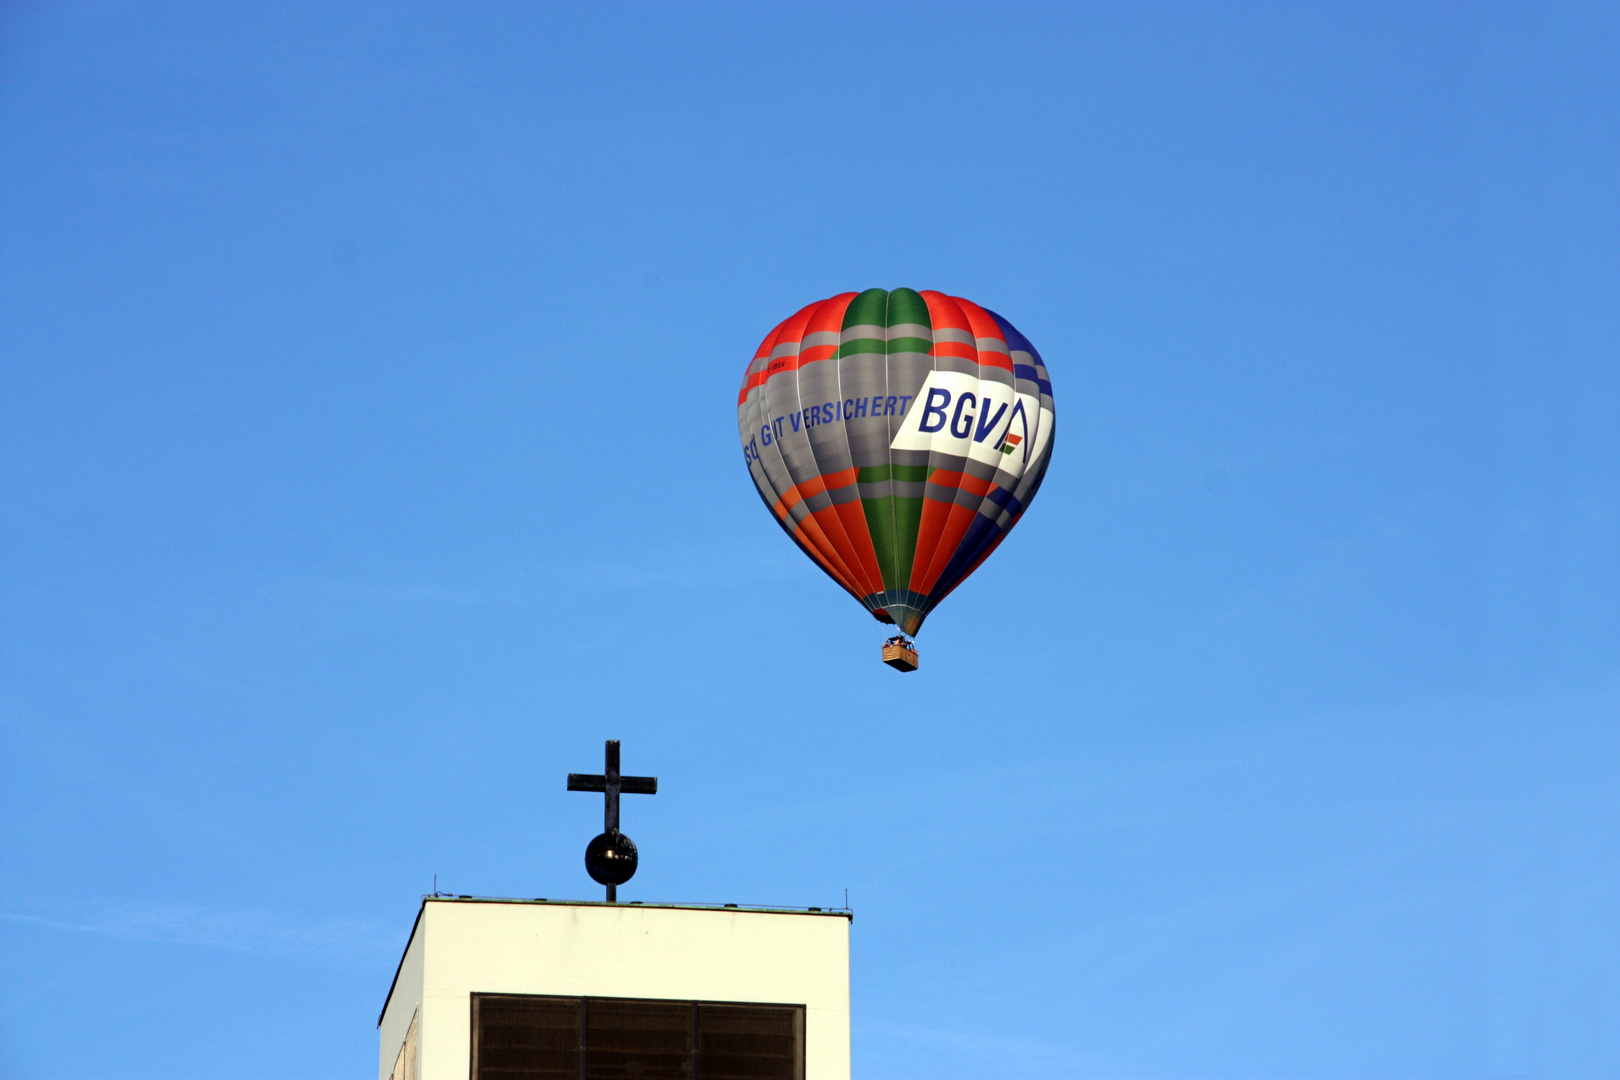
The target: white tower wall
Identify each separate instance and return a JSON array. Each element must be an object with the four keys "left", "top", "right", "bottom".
[{"left": 378, "top": 898, "right": 850, "bottom": 1080}]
